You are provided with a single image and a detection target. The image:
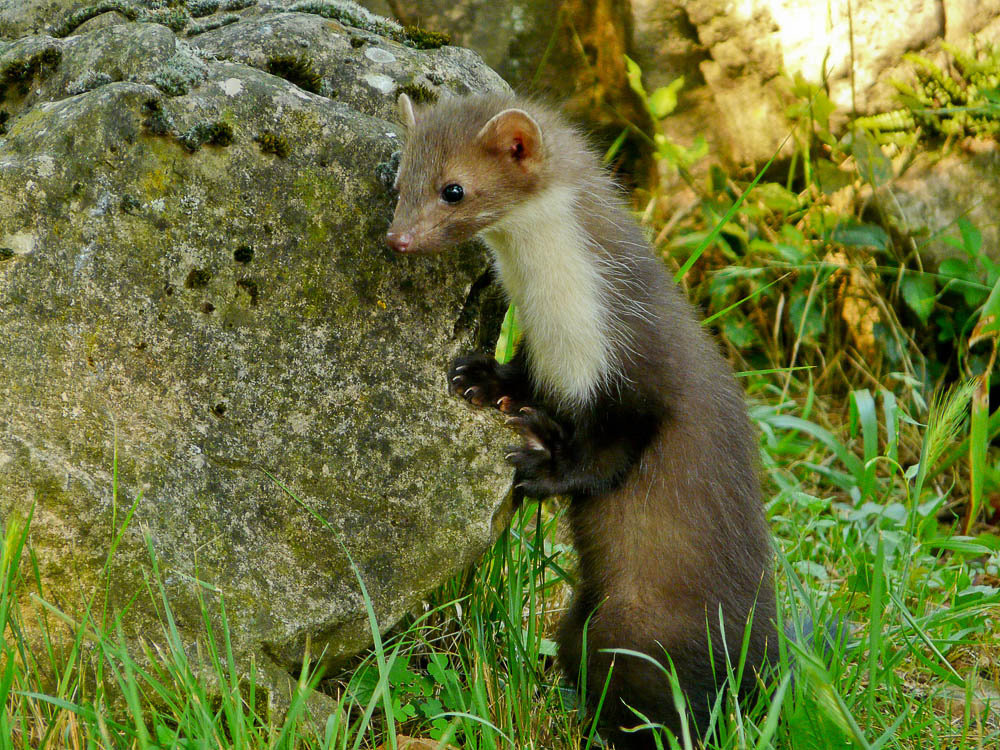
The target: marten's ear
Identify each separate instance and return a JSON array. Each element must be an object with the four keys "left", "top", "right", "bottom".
[
  {"left": 397, "top": 93, "right": 417, "bottom": 129},
  {"left": 476, "top": 108, "right": 543, "bottom": 168}
]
